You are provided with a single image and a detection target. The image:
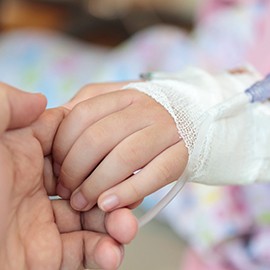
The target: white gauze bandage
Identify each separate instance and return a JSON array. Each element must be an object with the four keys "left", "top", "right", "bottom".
[{"left": 124, "top": 68, "right": 270, "bottom": 185}]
